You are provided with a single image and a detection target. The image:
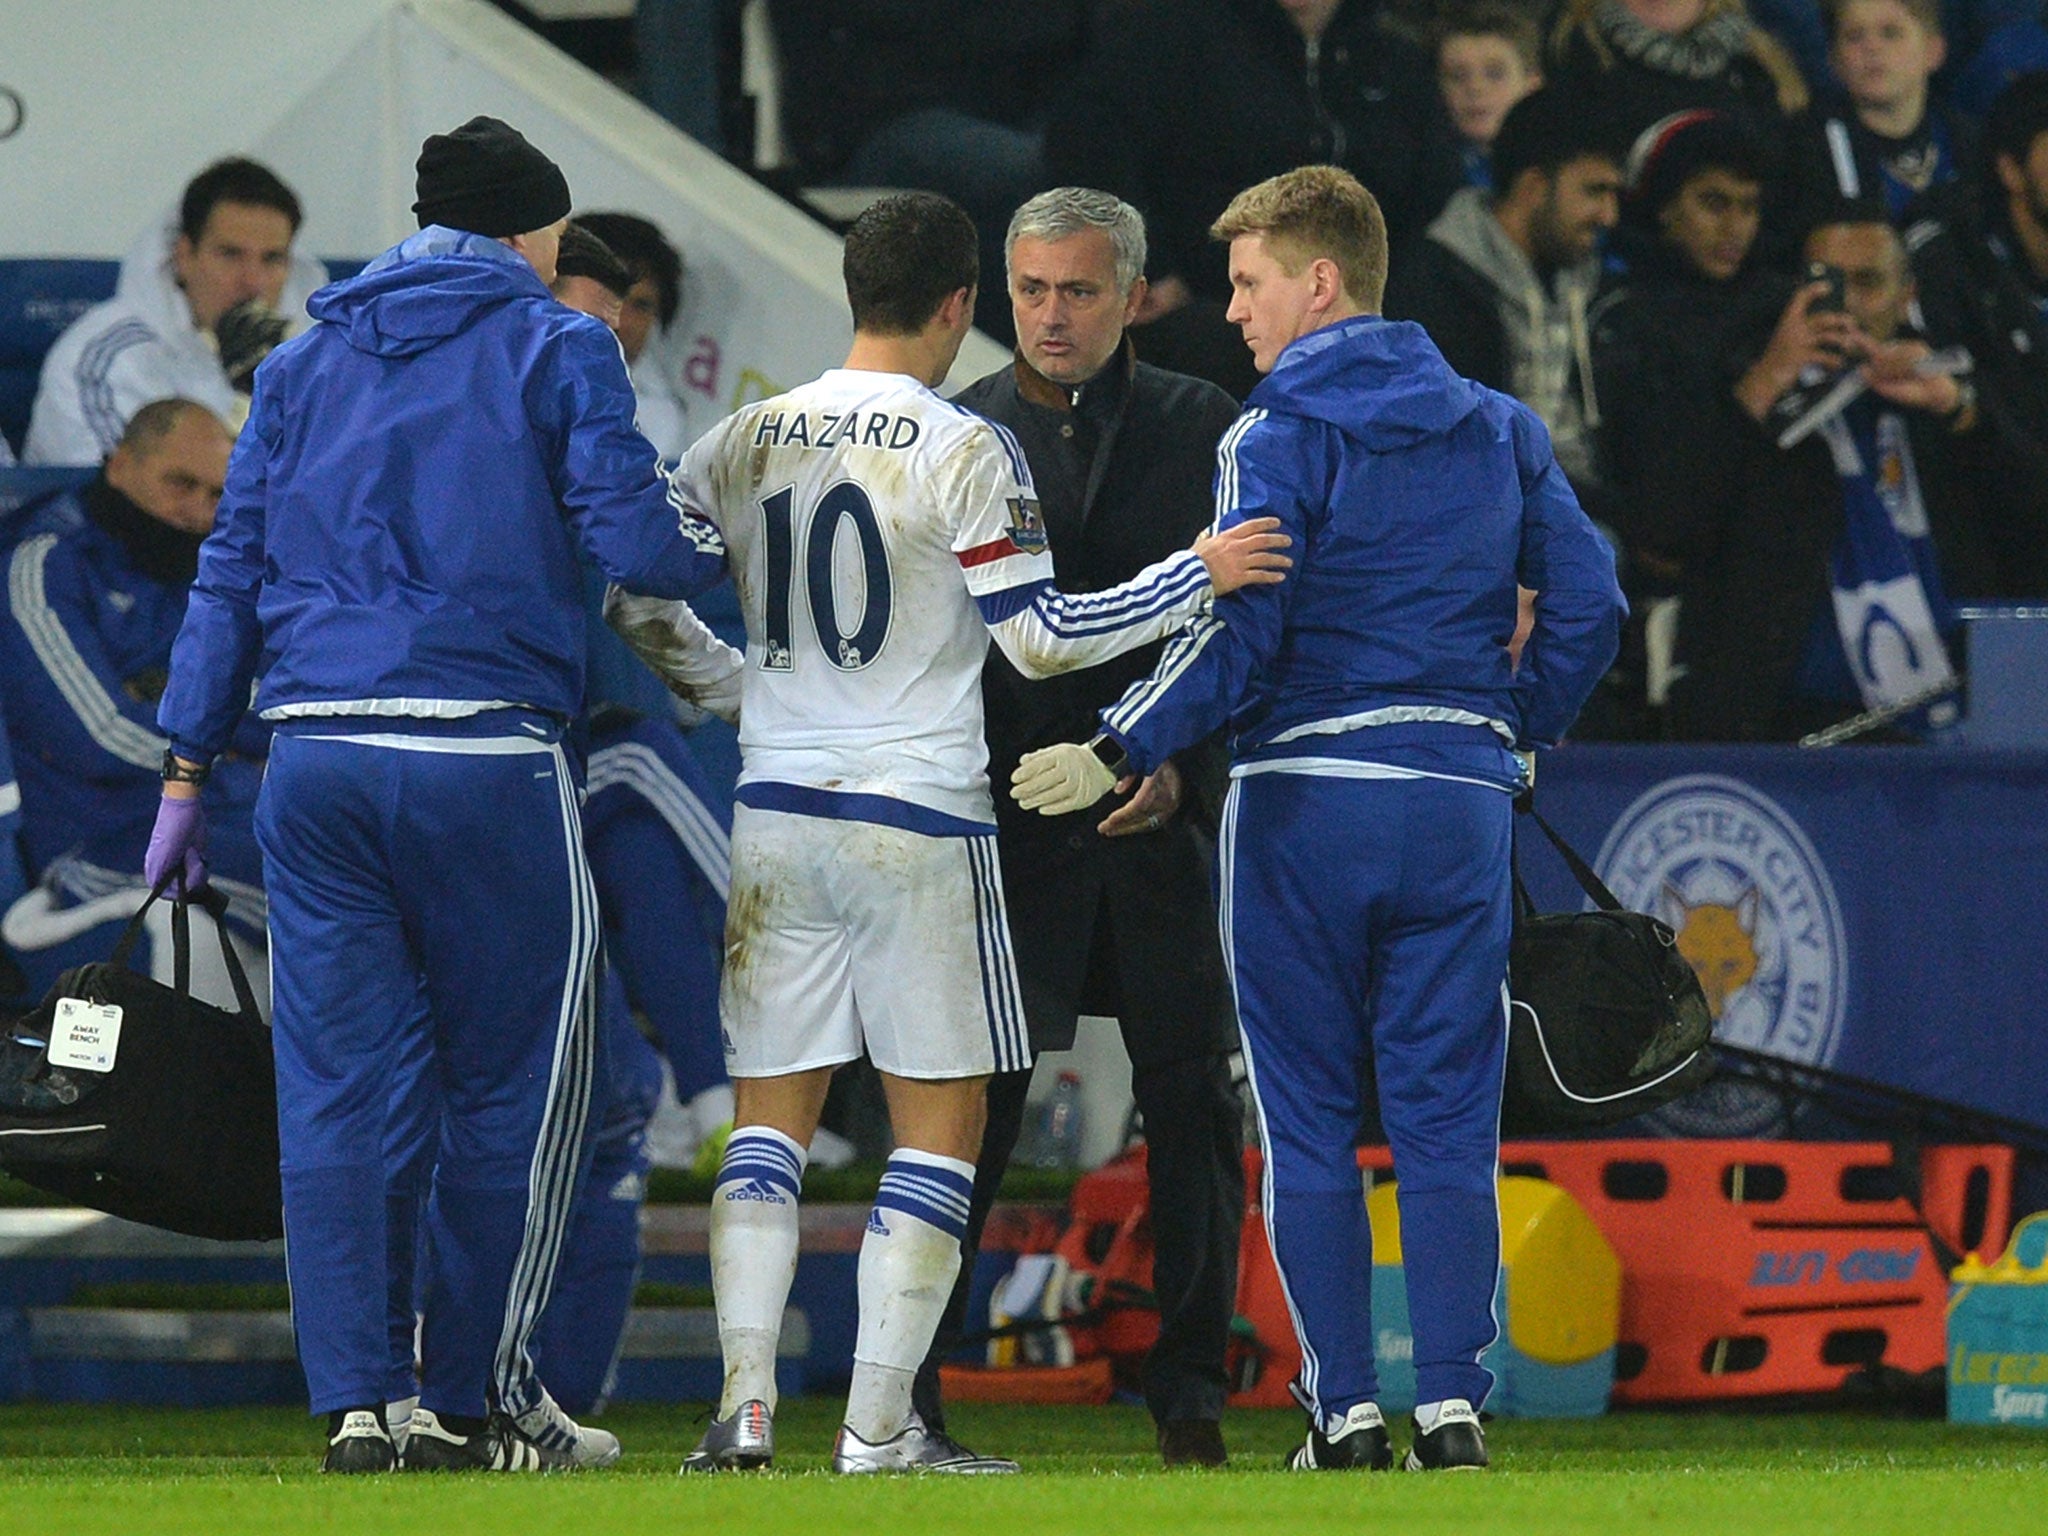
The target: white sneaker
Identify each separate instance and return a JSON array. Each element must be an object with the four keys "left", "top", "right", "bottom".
[{"left": 511, "top": 1391, "right": 622, "bottom": 1468}]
